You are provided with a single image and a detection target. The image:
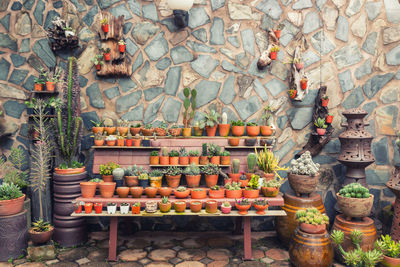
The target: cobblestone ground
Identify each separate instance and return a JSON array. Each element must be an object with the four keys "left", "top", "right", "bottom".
[{"left": 1, "top": 231, "right": 345, "bottom": 267}]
